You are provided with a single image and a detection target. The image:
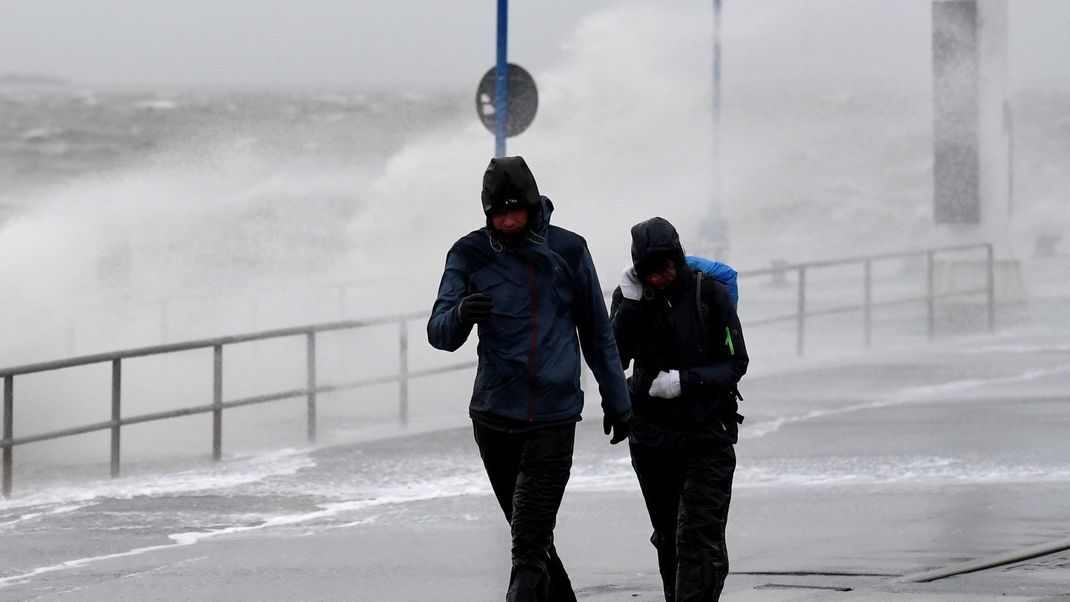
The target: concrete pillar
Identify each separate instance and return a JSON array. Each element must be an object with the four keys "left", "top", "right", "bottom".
[
  {"left": 931, "top": 0, "right": 1010, "bottom": 250},
  {"left": 933, "top": 0, "right": 981, "bottom": 226},
  {"left": 932, "top": 1, "right": 1020, "bottom": 307}
]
